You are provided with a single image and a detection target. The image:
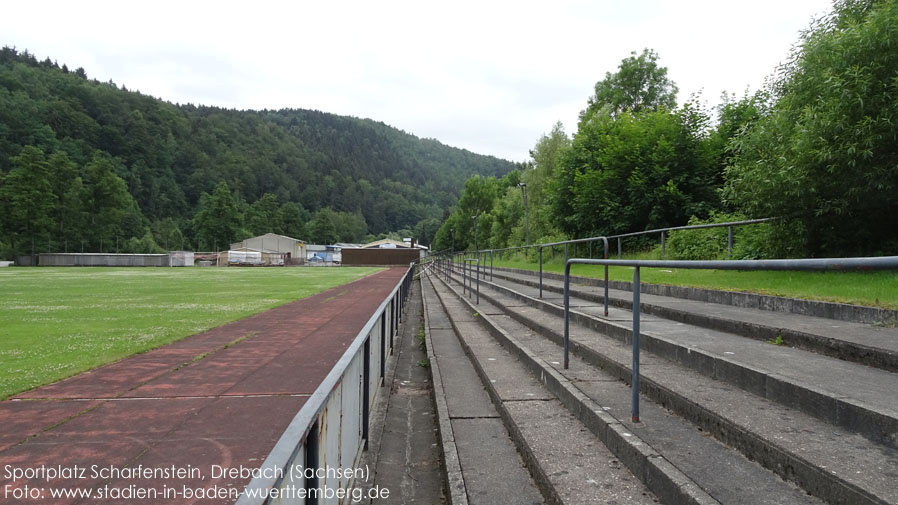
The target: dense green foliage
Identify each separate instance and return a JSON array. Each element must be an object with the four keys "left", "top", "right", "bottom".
[
  {"left": 0, "top": 47, "right": 514, "bottom": 257},
  {"left": 723, "top": 0, "right": 898, "bottom": 256},
  {"left": 436, "top": 51, "right": 737, "bottom": 253},
  {"left": 665, "top": 212, "right": 777, "bottom": 261},
  {"left": 438, "top": 0, "right": 897, "bottom": 259},
  {"left": 553, "top": 105, "right": 721, "bottom": 239}
]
